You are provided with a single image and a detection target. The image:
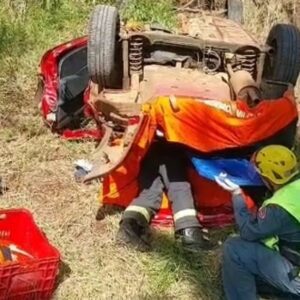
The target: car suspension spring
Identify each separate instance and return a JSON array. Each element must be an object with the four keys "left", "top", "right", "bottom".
[
  {"left": 129, "top": 37, "right": 143, "bottom": 75},
  {"left": 239, "top": 49, "right": 257, "bottom": 78}
]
